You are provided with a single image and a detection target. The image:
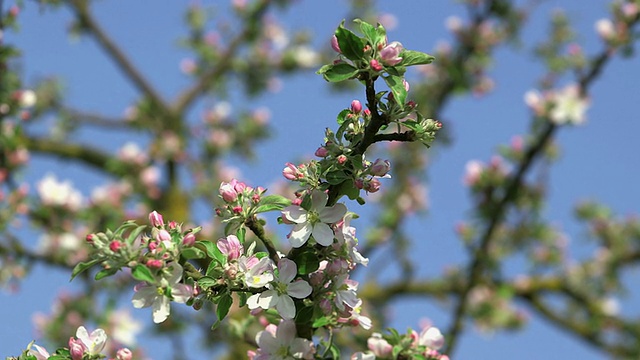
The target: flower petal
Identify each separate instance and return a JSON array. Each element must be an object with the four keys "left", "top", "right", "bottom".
[
  {"left": 131, "top": 286, "right": 157, "bottom": 308},
  {"left": 310, "top": 190, "right": 329, "bottom": 210},
  {"left": 287, "top": 280, "right": 312, "bottom": 299},
  {"left": 282, "top": 206, "right": 307, "bottom": 223},
  {"left": 171, "top": 284, "right": 193, "bottom": 303},
  {"left": 278, "top": 258, "right": 297, "bottom": 284},
  {"left": 319, "top": 203, "right": 347, "bottom": 223},
  {"left": 289, "top": 222, "right": 312, "bottom": 248},
  {"left": 166, "top": 262, "right": 184, "bottom": 285},
  {"left": 276, "top": 295, "right": 296, "bottom": 319},
  {"left": 312, "top": 223, "right": 335, "bottom": 246},
  {"left": 151, "top": 295, "right": 170, "bottom": 323}
]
